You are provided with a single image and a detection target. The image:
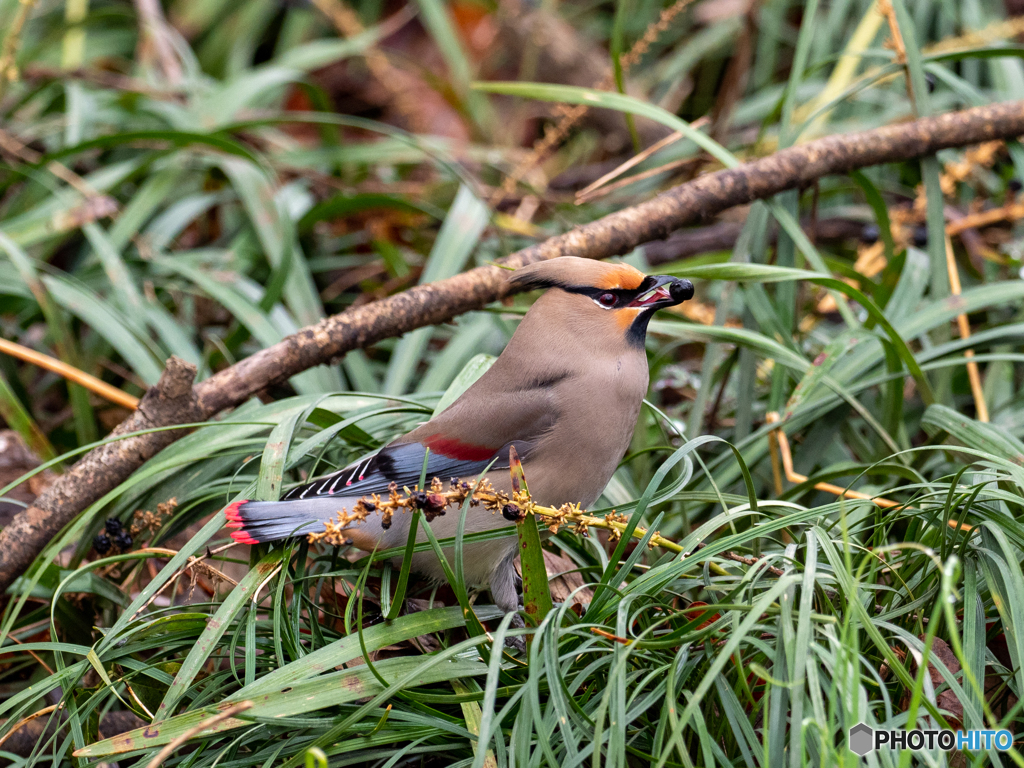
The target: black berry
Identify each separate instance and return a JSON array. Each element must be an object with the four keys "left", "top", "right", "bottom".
[
  {"left": 94, "top": 534, "right": 112, "bottom": 554},
  {"left": 1009, "top": 179, "right": 1022, "bottom": 193},
  {"left": 912, "top": 225, "right": 928, "bottom": 248},
  {"left": 860, "top": 224, "right": 880, "bottom": 244},
  {"left": 113, "top": 531, "right": 133, "bottom": 551},
  {"left": 105, "top": 518, "right": 123, "bottom": 535}
]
